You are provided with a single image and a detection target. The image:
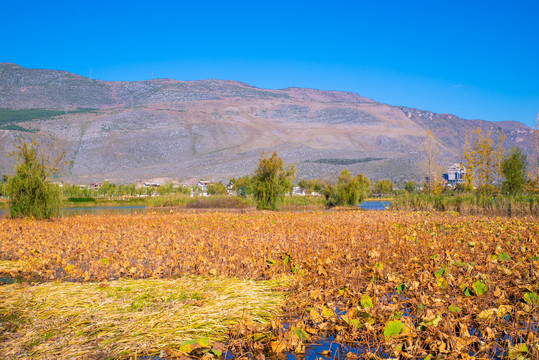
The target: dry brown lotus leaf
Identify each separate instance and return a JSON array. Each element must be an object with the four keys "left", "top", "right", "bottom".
[
  {"left": 310, "top": 308, "right": 322, "bottom": 323},
  {"left": 310, "top": 289, "right": 322, "bottom": 300},
  {"left": 271, "top": 319, "right": 283, "bottom": 331},
  {"left": 269, "top": 340, "right": 286, "bottom": 354},
  {"left": 484, "top": 327, "right": 496, "bottom": 339},
  {"left": 2, "top": 210, "right": 539, "bottom": 358},
  {"left": 165, "top": 349, "right": 192, "bottom": 360}
]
